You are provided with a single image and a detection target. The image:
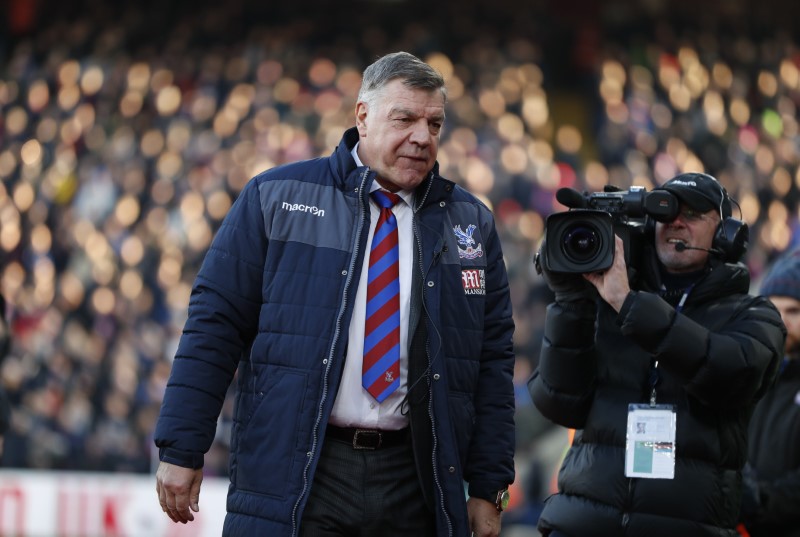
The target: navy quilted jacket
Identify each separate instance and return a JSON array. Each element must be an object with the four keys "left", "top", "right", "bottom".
[{"left": 154, "top": 127, "right": 516, "bottom": 536}]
